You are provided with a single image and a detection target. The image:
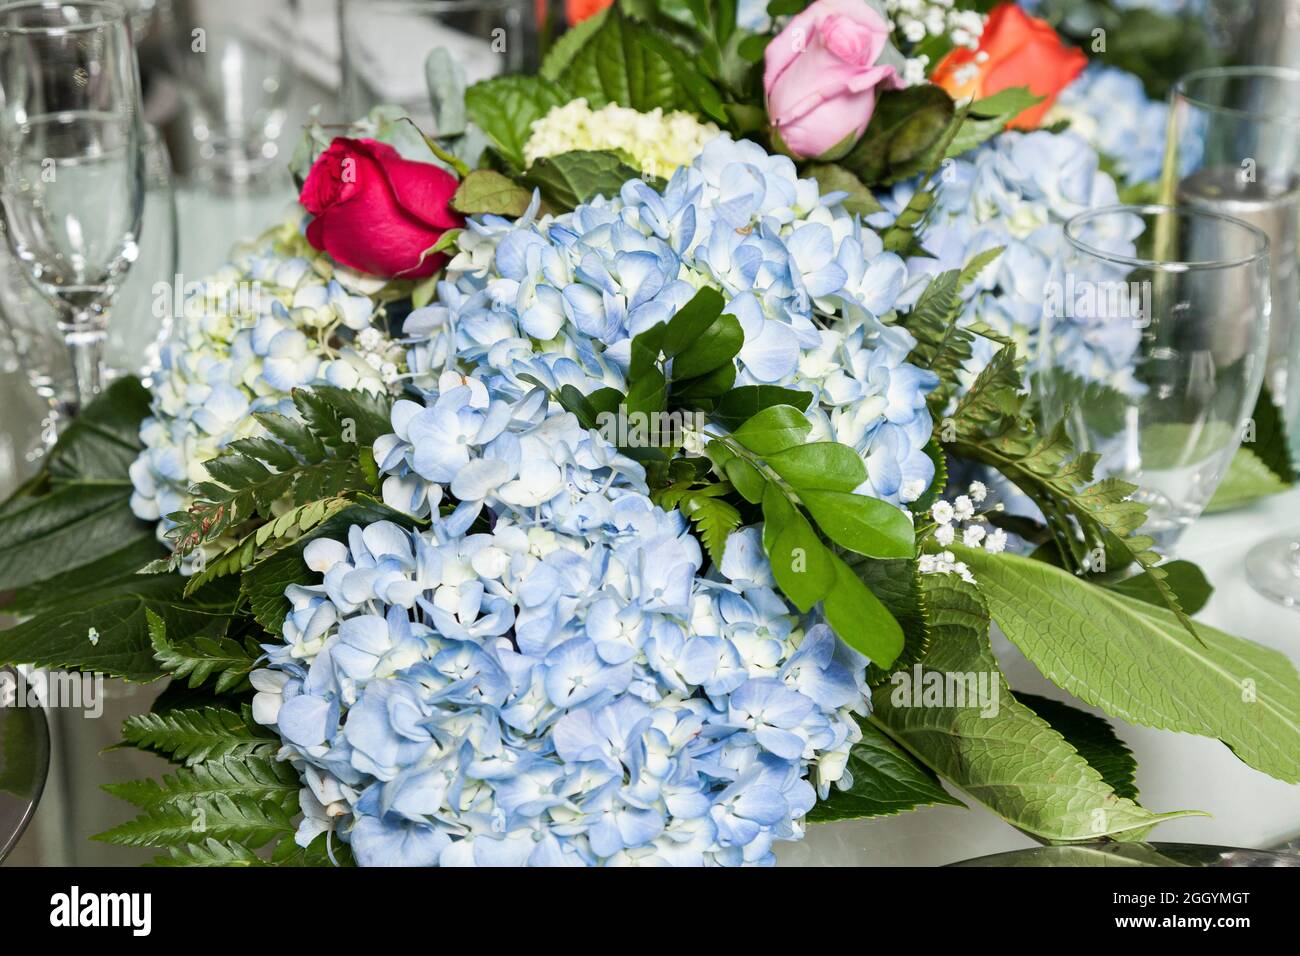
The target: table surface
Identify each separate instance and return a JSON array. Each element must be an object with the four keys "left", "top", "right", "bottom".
[{"left": 3, "top": 184, "right": 1299, "bottom": 866}]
